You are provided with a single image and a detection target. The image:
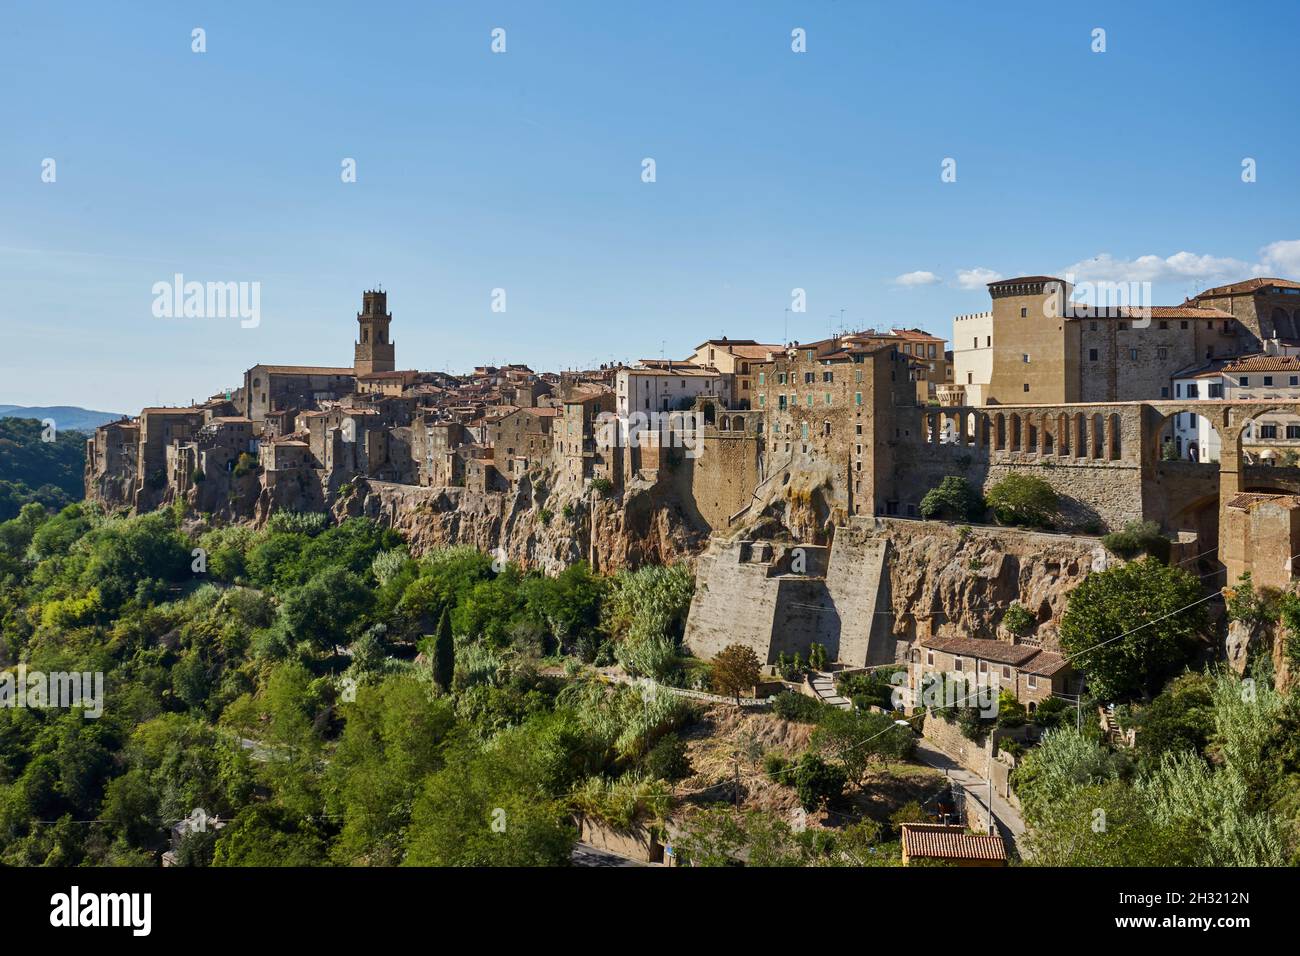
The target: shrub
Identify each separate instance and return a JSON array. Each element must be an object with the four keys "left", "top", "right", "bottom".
[
  {"left": 986, "top": 473, "right": 1058, "bottom": 528},
  {"left": 1001, "top": 601, "right": 1035, "bottom": 635},
  {"left": 589, "top": 477, "right": 614, "bottom": 496},
  {"left": 711, "top": 644, "right": 762, "bottom": 701},
  {"left": 1226, "top": 572, "right": 1282, "bottom": 629},
  {"left": 1101, "top": 520, "right": 1171, "bottom": 562},
  {"left": 538, "top": 508, "right": 553, "bottom": 526},
  {"left": 995, "top": 689, "right": 1027, "bottom": 728},
  {"left": 771, "top": 691, "right": 826, "bottom": 723},
  {"left": 762, "top": 751, "right": 789, "bottom": 782},
  {"left": 191, "top": 468, "right": 206, "bottom": 484},
  {"left": 919, "top": 476, "right": 985, "bottom": 521},
  {"left": 1032, "top": 695, "right": 1071, "bottom": 730},
  {"left": 790, "top": 753, "right": 846, "bottom": 811},
  {"left": 233, "top": 452, "right": 259, "bottom": 478},
  {"left": 644, "top": 733, "right": 692, "bottom": 781}
]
